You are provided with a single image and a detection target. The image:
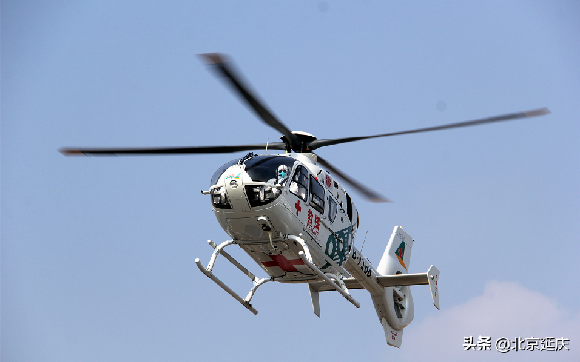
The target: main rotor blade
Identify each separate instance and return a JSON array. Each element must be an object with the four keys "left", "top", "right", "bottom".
[
  {"left": 308, "top": 107, "right": 550, "bottom": 150},
  {"left": 200, "top": 53, "right": 301, "bottom": 151},
  {"left": 59, "top": 143, "right": 286, "bottom": 156},
  {"left": 316, "top": 154, "right": 390, "bottom": 203}
]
